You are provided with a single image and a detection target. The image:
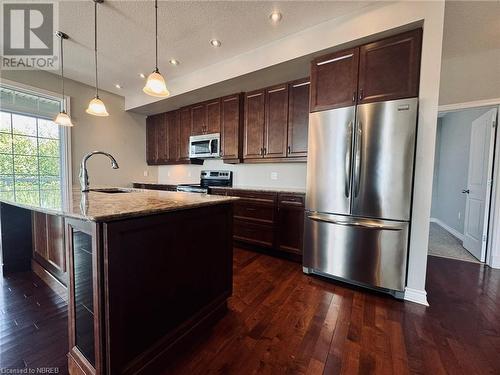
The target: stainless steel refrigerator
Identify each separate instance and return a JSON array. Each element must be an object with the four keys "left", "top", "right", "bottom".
[{"left": 303, "top": 97, "right": 418, "bottom": 298}]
